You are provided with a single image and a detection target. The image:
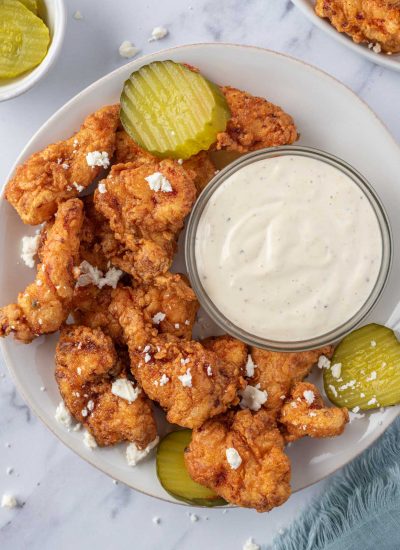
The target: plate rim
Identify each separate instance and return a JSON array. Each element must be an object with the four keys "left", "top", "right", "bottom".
[
  {"left": 291, "top": 0, "right": 400, "bottom": 72},
  {"left": 1, "top": 42, "right": 399, "bottom": 507}
]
